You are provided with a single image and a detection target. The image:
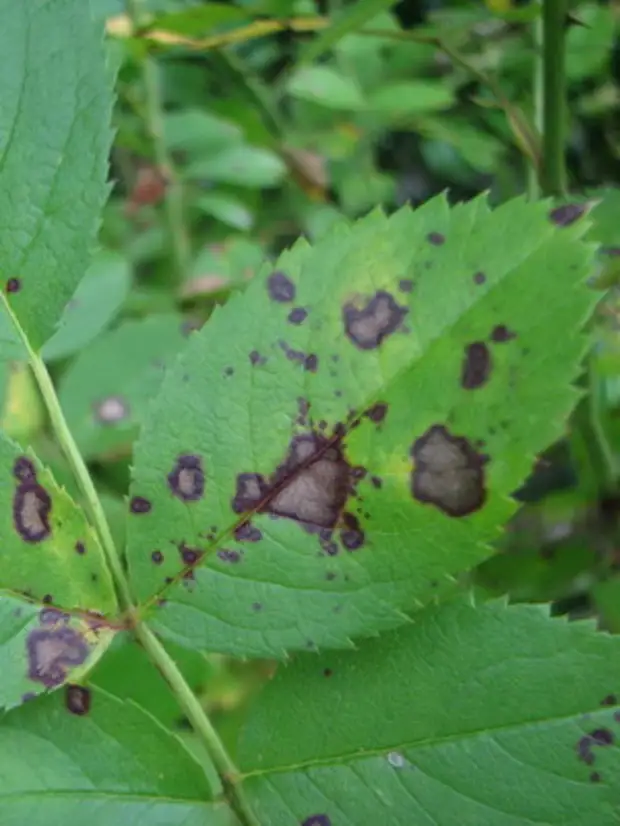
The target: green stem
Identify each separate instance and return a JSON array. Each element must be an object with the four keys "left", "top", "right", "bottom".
[
  {"left": 136, "top": 622, "right": 259, "bottom": 826},
  {"left": 528, "top": 9, "right": 544, "bottom": 200},
  {"left": 126, "top": 0, "right": 191, "bottom": 283},
  {"left": 540, "top": 0, "right": 567, "bottom": 196}
]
